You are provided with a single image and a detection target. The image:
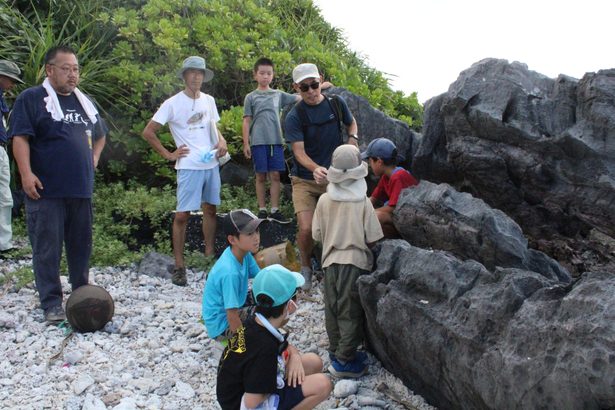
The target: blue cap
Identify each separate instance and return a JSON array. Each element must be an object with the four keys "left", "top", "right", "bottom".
[
  {"left": 361, "top": 138, "right": 397, "bottom": 160},
  {"left": 253, "top": 264, "right": 305, "bottom": 307}
]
